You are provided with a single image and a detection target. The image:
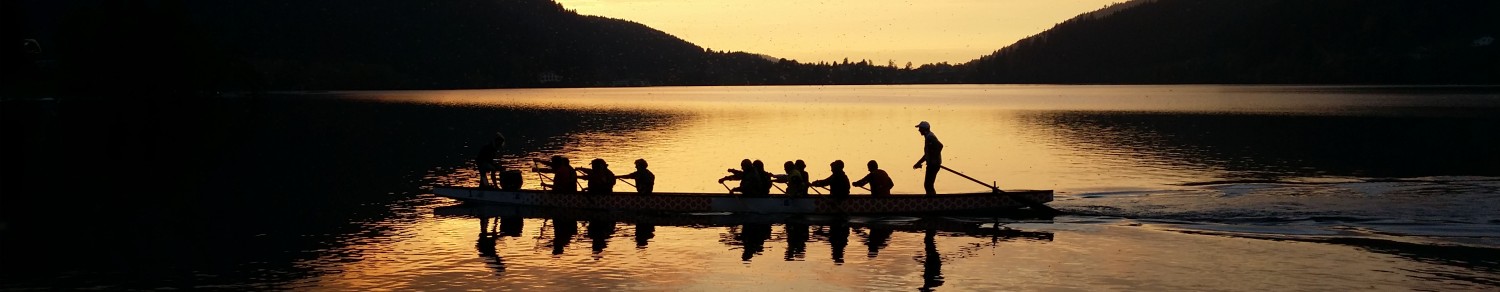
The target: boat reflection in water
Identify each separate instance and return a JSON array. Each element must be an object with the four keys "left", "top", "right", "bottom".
[
  {"left": 437, "top": 202, "right": 1054, "bottom": 289},
  {"left": 475, "top": 216, "right": 524, "bottom": 274}
]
